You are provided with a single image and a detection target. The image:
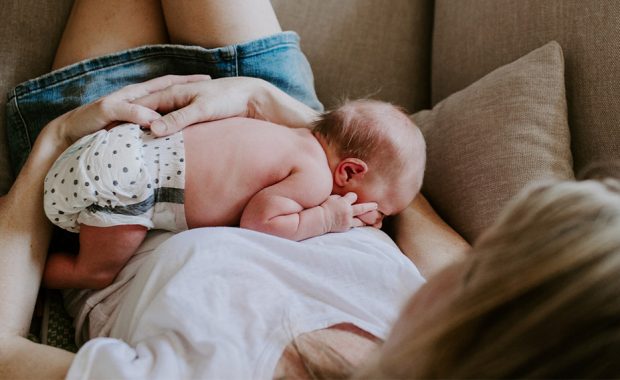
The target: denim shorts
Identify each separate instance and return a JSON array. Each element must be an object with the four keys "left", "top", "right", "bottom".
[{"left": 5, "top": 31, "right": 323, "bottom": 175}]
